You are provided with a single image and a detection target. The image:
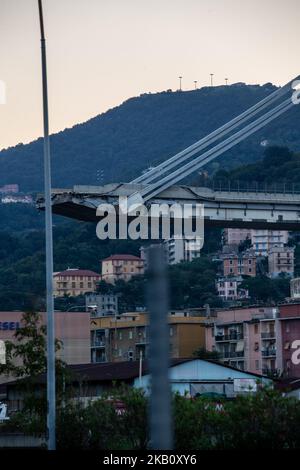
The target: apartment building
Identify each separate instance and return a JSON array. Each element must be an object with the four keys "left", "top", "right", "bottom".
[
  {"left": 268, "top": 245, "right": 294, "bottom": 278},
  {"left": 223, "top": 228, "right": 289, "bottom": 257},
  {"left": 216, "top": 277, "right": 249, "bottom": 301},
  {"left": 53, "top": 268, "right": 100, "bottom": 297},
  {"left": 101, "top": 254, "right": 144, "bottom": 283},
  {"left": 223, "top": 228, "right": 251, "bottom": 246},
  {"left": 222, "top": 250, "right": 256, "bottom": 277},
  {"left": 90, "top": 311, "right": 207, "bottom": 363},
  {"left": 164, "top": 237, "right": 202, "bottom": 264},
  {"left": 251, "top": 230, "right": 289, "bottom": 256},
  {"left": 141, "top": 237, "right": 201, "bottom": 267},
  {"left": 205, "top": 306, "right": 279, "bottom": 374},
  {"left": 85, "top": 293, "right": 119, "bottom": 316}
]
